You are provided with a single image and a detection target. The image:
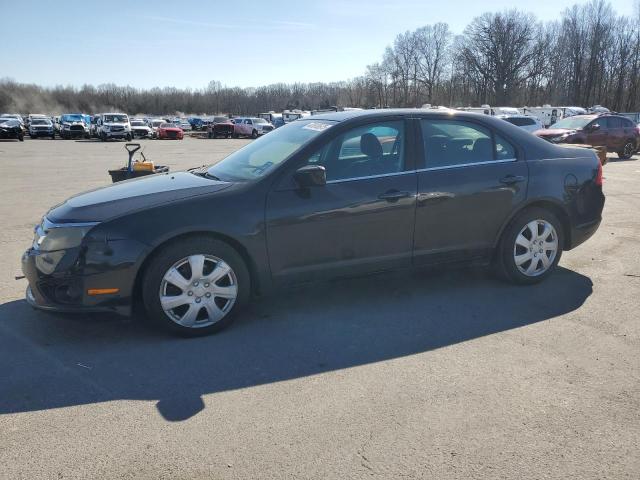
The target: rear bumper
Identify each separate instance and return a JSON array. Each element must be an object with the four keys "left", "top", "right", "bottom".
[{"left": 567, "top": 217, "right": 602, "bottom": 250}]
